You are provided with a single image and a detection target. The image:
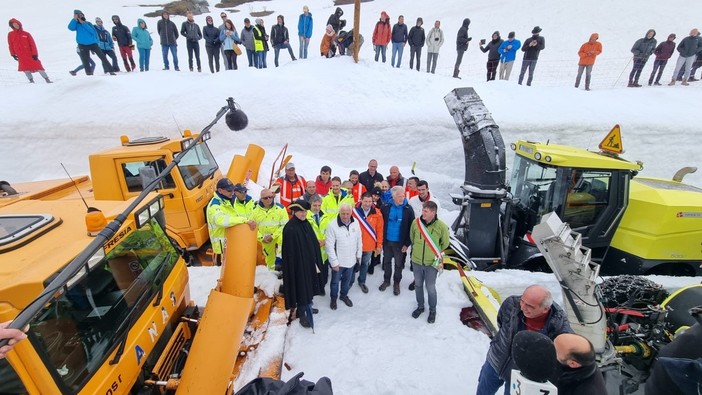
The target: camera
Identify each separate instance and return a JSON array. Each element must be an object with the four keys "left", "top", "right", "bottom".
[{"left": 480, "top": 38, "right": 486, "bottom": 45}]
